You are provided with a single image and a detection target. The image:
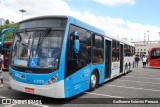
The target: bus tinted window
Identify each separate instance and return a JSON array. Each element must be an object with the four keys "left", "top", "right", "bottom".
[
  {"left": 151, "top": 49, "right": 160, "bottom": 59},
  {"left": 18, "top": 18, "right": 67, "bottom": 29},
  {"left": 112, "top": 40, "right": 120, "bottom": 61},
  {"left": 66, "top": 25, "right": 92, "bottom": 76},
  {"left": 92, "top": 35, "right": 104, "bottom": 63},
  {"left": 124, "top": 44, "right": 133, "bottom": 56}
]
